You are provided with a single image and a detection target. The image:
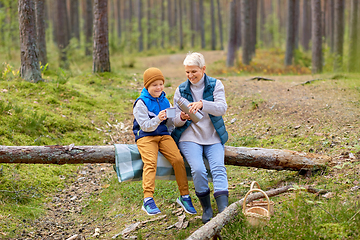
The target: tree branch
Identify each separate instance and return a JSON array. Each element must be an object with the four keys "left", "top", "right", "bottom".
[
  {"left": 245, "top": 76, "right": 275, "bottom": 81},
  {"left": 186, "top": 185, "right": 293, "bottom": 240}
]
